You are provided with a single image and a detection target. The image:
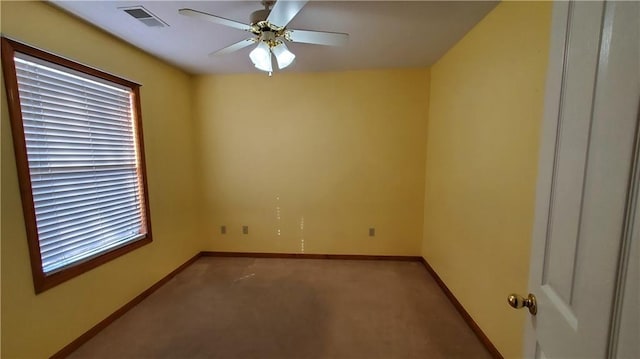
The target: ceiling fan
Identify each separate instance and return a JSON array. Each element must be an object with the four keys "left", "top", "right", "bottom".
[{"left": 179, "top": 0, "right": 349, "bottom": 75}]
